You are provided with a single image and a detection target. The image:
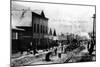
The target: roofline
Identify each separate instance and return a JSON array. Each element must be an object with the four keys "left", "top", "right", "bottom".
[
  {"left": 12, "top": 28, "right": 25, "bottom": 32},
  {"left": 11, "top": 9, "right": 49, "bottom": 20},
  {"left": 32, "top": 12, "right": 48, "bottom": 20}
]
